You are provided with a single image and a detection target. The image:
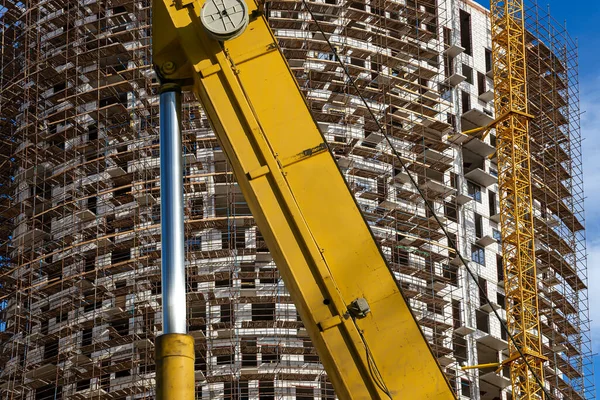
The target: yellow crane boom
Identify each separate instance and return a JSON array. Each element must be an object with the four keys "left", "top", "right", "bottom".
[
  {"left": 490, "top": 0, "right": 547, "bottom": 398},
  {"left": 152, "top": 0, "right": 456, "bottom": 398}
]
